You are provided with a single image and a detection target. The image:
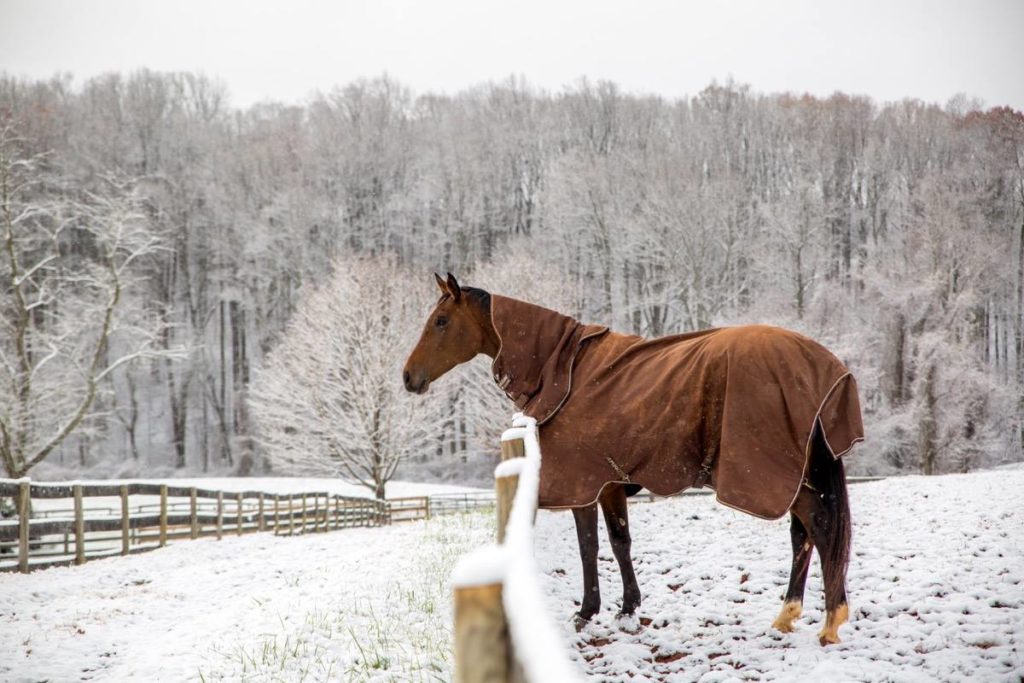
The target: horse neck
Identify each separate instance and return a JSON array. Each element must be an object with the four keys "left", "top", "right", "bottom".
[{"left": 489, "top": 294, "right": 583, "bottom": 362}]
